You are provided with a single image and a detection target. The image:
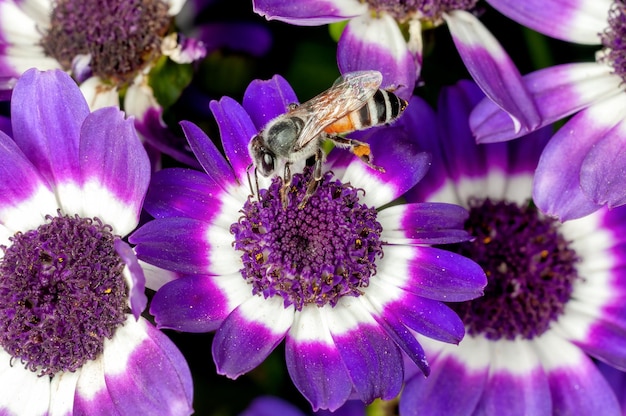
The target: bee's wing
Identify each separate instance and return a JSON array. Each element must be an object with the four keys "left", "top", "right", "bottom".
[{"left": 291, "top": 71, "right": 382, "bottom": 150}]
